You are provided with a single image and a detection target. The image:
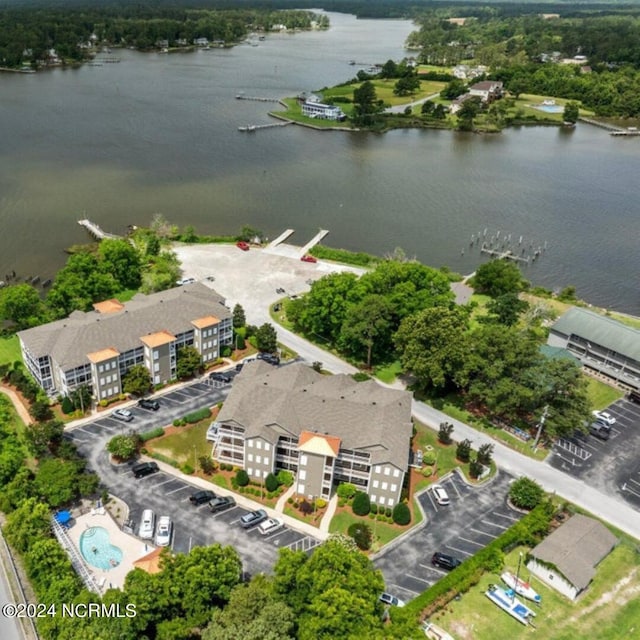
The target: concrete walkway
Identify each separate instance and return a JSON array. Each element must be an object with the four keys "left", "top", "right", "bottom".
[{"left": 318, "top": 495, "right": 339, "bottom": 534}]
